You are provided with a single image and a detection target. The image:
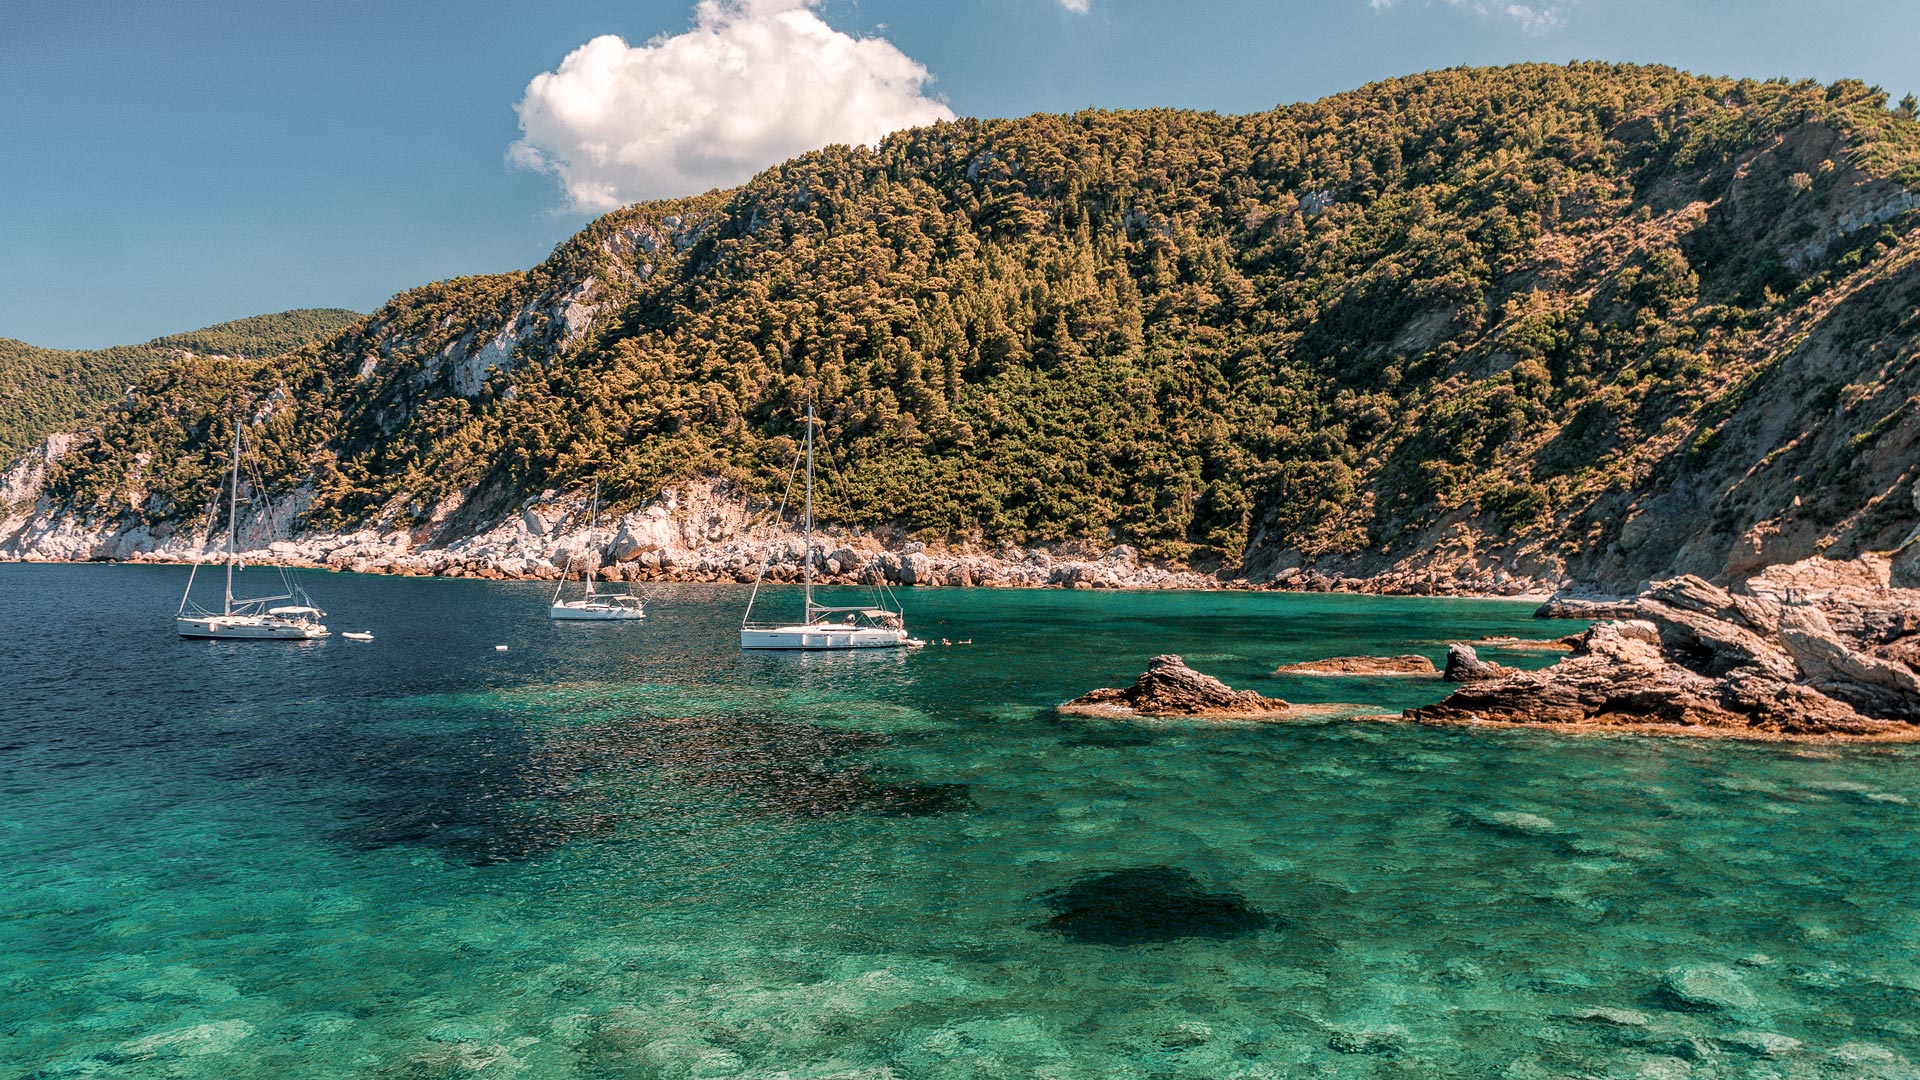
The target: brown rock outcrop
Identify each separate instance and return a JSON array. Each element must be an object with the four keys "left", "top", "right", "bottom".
[
  {"left": 1062, "top": 655, "right": 1291, "bottom": 719},
  {"left": 1274, "top": 654, "right": 1439, "bottom": 676},
  {"left": 1411, "top": 556, "right": 1920, "bottom": 739}
]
